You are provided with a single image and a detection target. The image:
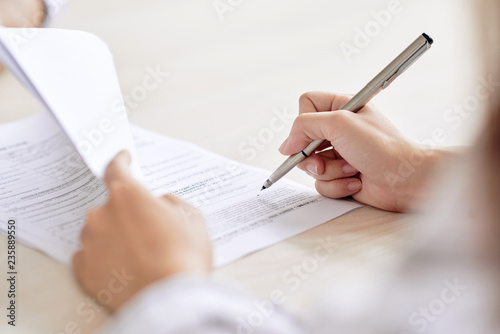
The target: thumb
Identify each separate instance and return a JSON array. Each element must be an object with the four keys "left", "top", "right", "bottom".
[
  {"left": 104, "top": 150, "right": 132, "bottom": 186},
  {"left": 279, "top": 110, "right": 356, "bottom": 155}
]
